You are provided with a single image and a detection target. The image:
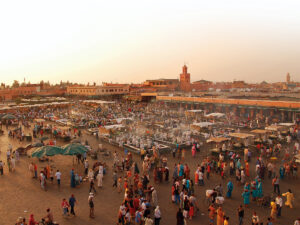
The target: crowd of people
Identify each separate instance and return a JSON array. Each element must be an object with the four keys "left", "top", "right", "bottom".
[{"left": 0, "top": 101, "right": 299, "bottom": 225}]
